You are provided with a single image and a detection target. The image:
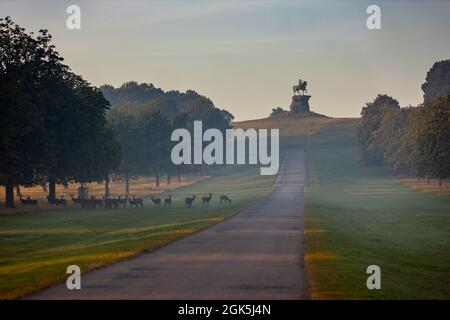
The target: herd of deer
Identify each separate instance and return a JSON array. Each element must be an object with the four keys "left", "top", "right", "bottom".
[
  {"left": 69, "top": 194, "right": 144, "bottom": 209},
  {"left": 18, "top": 193, "right": 232, "bottom": 209},
  {"left": 151, "top": 193, "right": 232, "bottom": 208}
]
